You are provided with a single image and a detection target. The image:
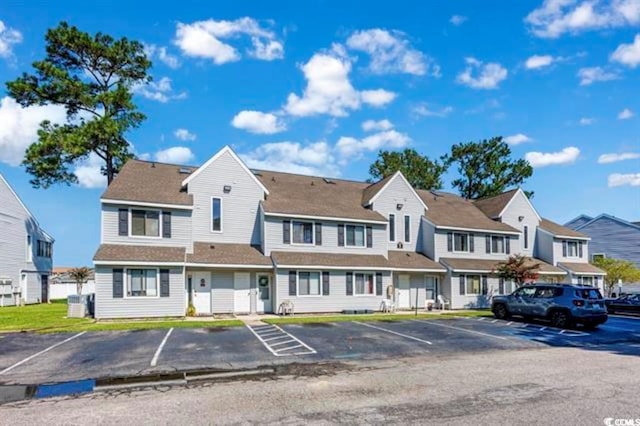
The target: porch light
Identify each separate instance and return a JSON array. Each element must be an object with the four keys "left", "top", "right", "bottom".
[
  {"left": 223, "top": 185, "right": 232, "bottom": 193},
  {"left": 518, "top": 216, "right": 525, "bottom": 221},
  {"left": 396, "top": 203, "right": 403, "bottom": 210}
]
